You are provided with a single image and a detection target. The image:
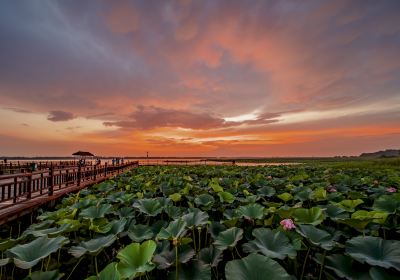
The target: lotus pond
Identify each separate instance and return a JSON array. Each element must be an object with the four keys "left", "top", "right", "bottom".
[{"left": 1, "top": 162, "right": 400, "bottom": 279}]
